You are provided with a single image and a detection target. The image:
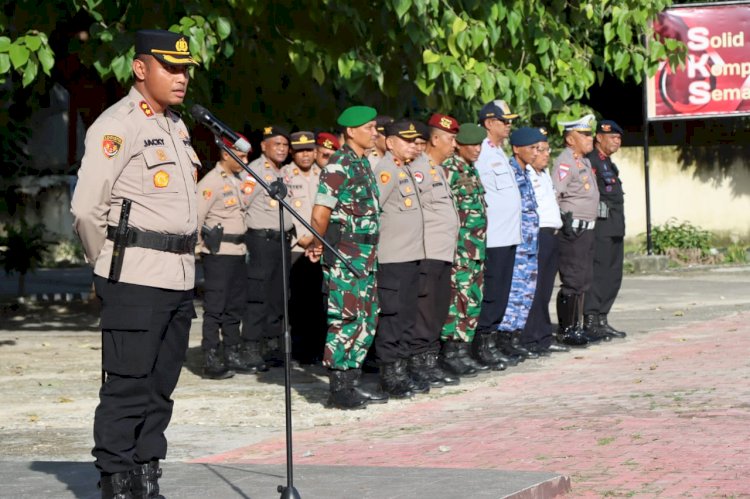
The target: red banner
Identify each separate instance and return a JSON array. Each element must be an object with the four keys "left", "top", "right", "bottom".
[{"left": 648, "top": 3, "right": 750, "bottom": 120}]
